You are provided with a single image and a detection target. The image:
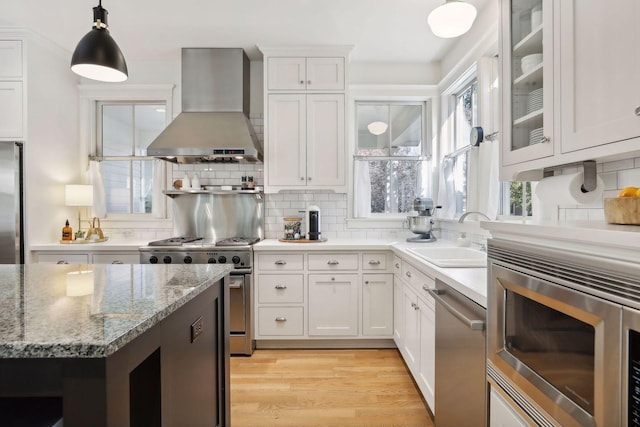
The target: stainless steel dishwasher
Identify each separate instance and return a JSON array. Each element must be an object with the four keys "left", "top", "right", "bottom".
[{"left": 429, "top": 279, "right": 487, "bottom": 427}]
